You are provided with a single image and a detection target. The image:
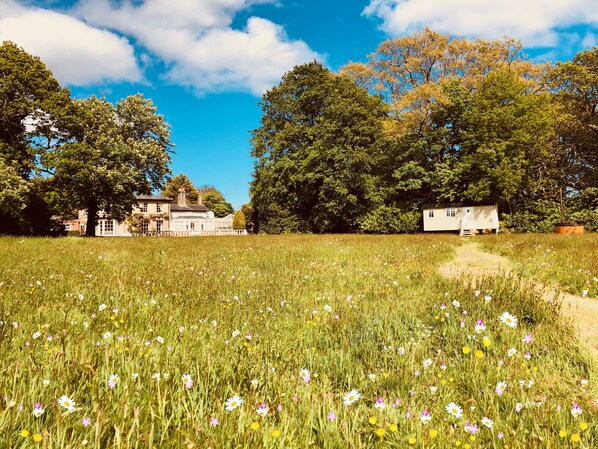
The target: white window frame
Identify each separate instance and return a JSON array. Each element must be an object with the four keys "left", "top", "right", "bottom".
[
  {"left": 156, "top": 220, "right": 163, "bottom": 232},
  {"left": 104, "top": 220, "right": 114, "bottom": 236},
  {"left": 141, "top": 203, "right": 148, "bottom": 212},
  {"left": 446, "top": 208, "right": 456, "bottom": 218},
  {"left": 141, "top": 221, "right": 149, "bottom": 233},
  {"left": 428, "top": 210, "right": 434, "bottom": 218},
  {"left": 156, "top": 203, "right": 162, "bottom": 213}
]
